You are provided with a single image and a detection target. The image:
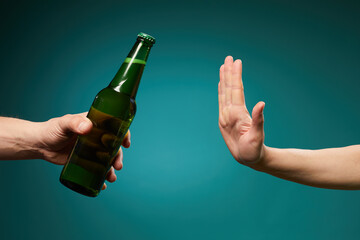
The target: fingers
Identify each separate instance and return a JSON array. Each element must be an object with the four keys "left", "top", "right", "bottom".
[
  {"left": 106, "top": 166, "right": 117, "bottom": 182},
  {"left": 122, "top": 130, "right": 131, "bottom": 148},
  {"left": 78, "top": 112, "right": 88, "bottom": 117},
  {"left": 219, "top": 65, "right": 225, "bottom": 113},
  {"left": 103, "top": 148, "right": 124, "bottom": 191},
  {"left": 58, "top": 114, "right": 93, "bottom": 136},
  {"left": 224, "top": 56, "right": 233, "bottom": 106},
  {"left": 250, "top": 101, "right": 265, "bottom": 135},
  {"left": 113, "top": 148, "right": 123, "bottom": 170},
  {"left": 231, "top": 59, "right": 245, "bottom": 105}
]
